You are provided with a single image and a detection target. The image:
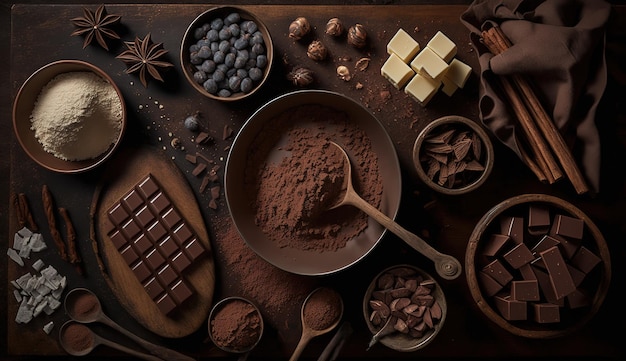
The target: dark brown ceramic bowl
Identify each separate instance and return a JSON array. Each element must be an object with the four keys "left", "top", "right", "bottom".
[
  {"left": 224, "top": 90, "right": 401, "bottom": 275},
  {"left": 363, "top": 264, "right": 447, "bottom": 352},
  {"left": 412, "top": 115, "right": 494, "bottom": 195},
  {"left": 180, "top": 6, "right": 274, "bottom": 102},
  {"left": 466, "top": 194, "right": 611, "bottom": 338},
  {"left": 12, "top": 60, "right": 126, "bottom": 173}
]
